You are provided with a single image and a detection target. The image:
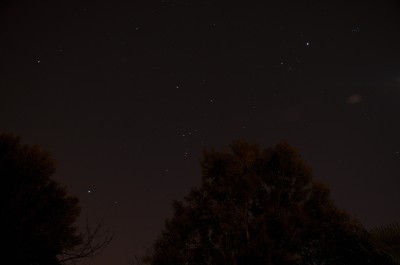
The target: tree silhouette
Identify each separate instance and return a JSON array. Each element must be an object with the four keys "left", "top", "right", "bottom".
[
  {"left": 145, "top": 140, "right": 382, "bottom": 265},
  {"left": 366, "top": 221, "right": 400, "bottom": 264},
  {"left": 0, "top": 133, "right": 112, "bottom": 265}
]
